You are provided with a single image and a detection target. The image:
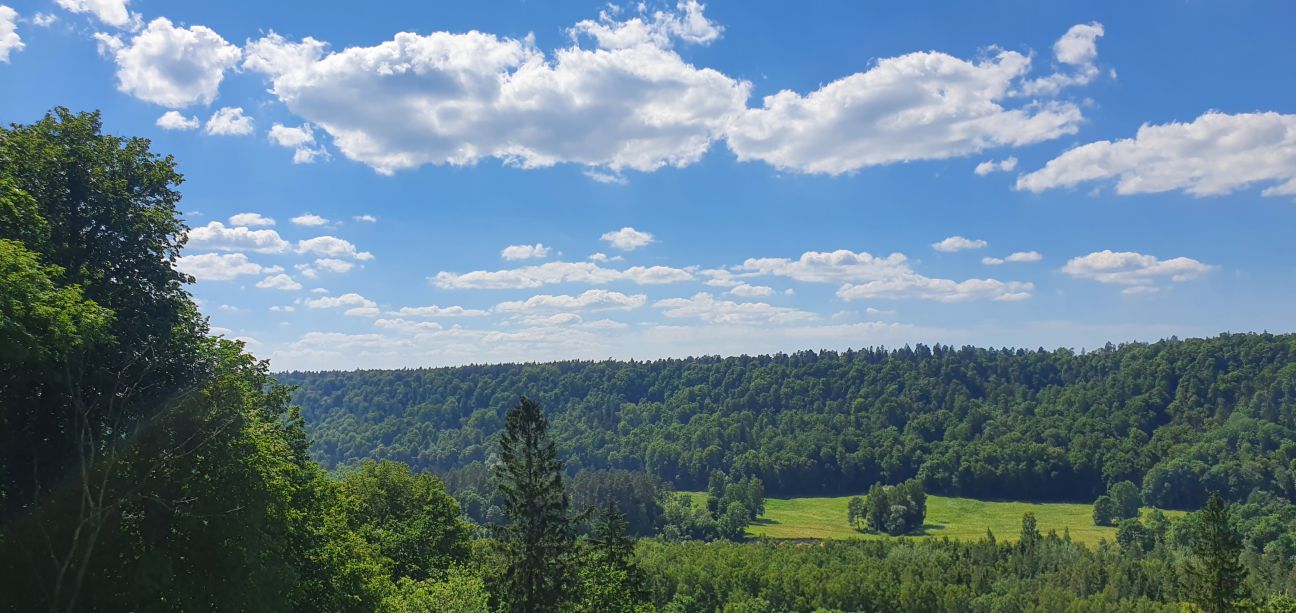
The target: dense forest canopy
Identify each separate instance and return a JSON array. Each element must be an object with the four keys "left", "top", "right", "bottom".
[{"left": 283, "top": 334, "right": 1296, "bottom": 506}]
